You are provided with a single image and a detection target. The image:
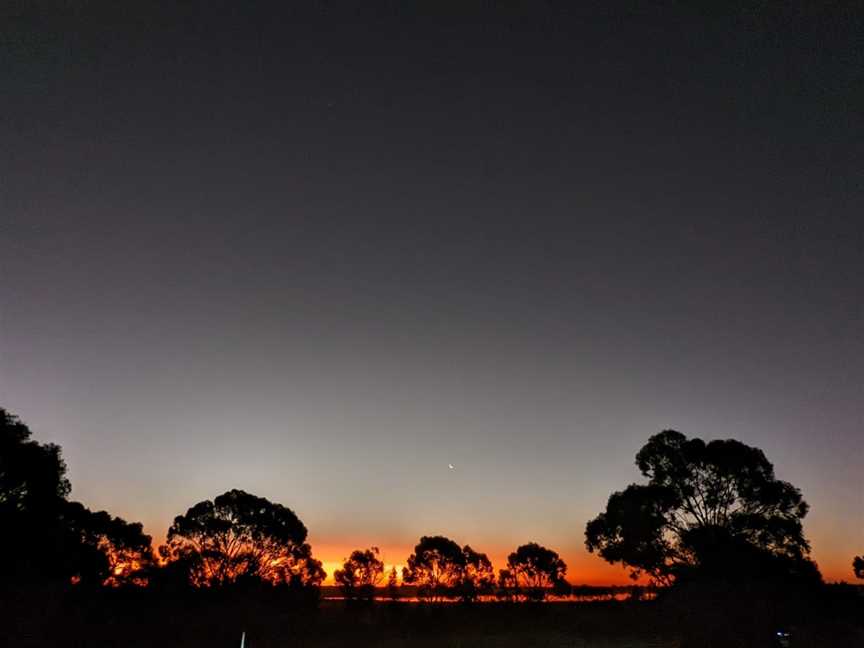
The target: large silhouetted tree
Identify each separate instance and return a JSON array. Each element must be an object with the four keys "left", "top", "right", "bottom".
[
  {"left": 334, "top": 547, "right": 384, "bottom": 601},
  {"left": 506, "top": 543, "right": 568, "bottom": 601},
  {"left": 585, "top": 430, "right": 819, "bottom": 586},
  {"left": 402, "top": 535, "right": 494, "bottom": 602},
  {"left": 854, "top": 556, "right": 863, "bottom": 579},
  {"left": 163, "top": 489, "right": 324, "bottom": 588},
  {"left": 0, "top": 408, "right": 71, "bottom": 583},
  {"left": 1, "top": 408, "right": 151, "bottom": 588}
]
